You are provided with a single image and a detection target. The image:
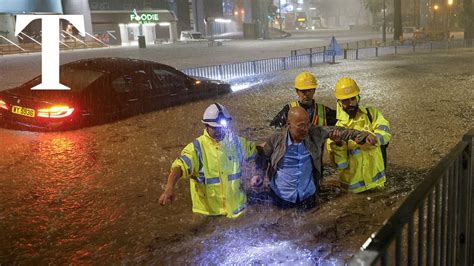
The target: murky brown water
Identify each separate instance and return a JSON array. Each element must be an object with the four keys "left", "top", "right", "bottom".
[{"left": 1, "top": 50, "right": 473, "bottom": 264}]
